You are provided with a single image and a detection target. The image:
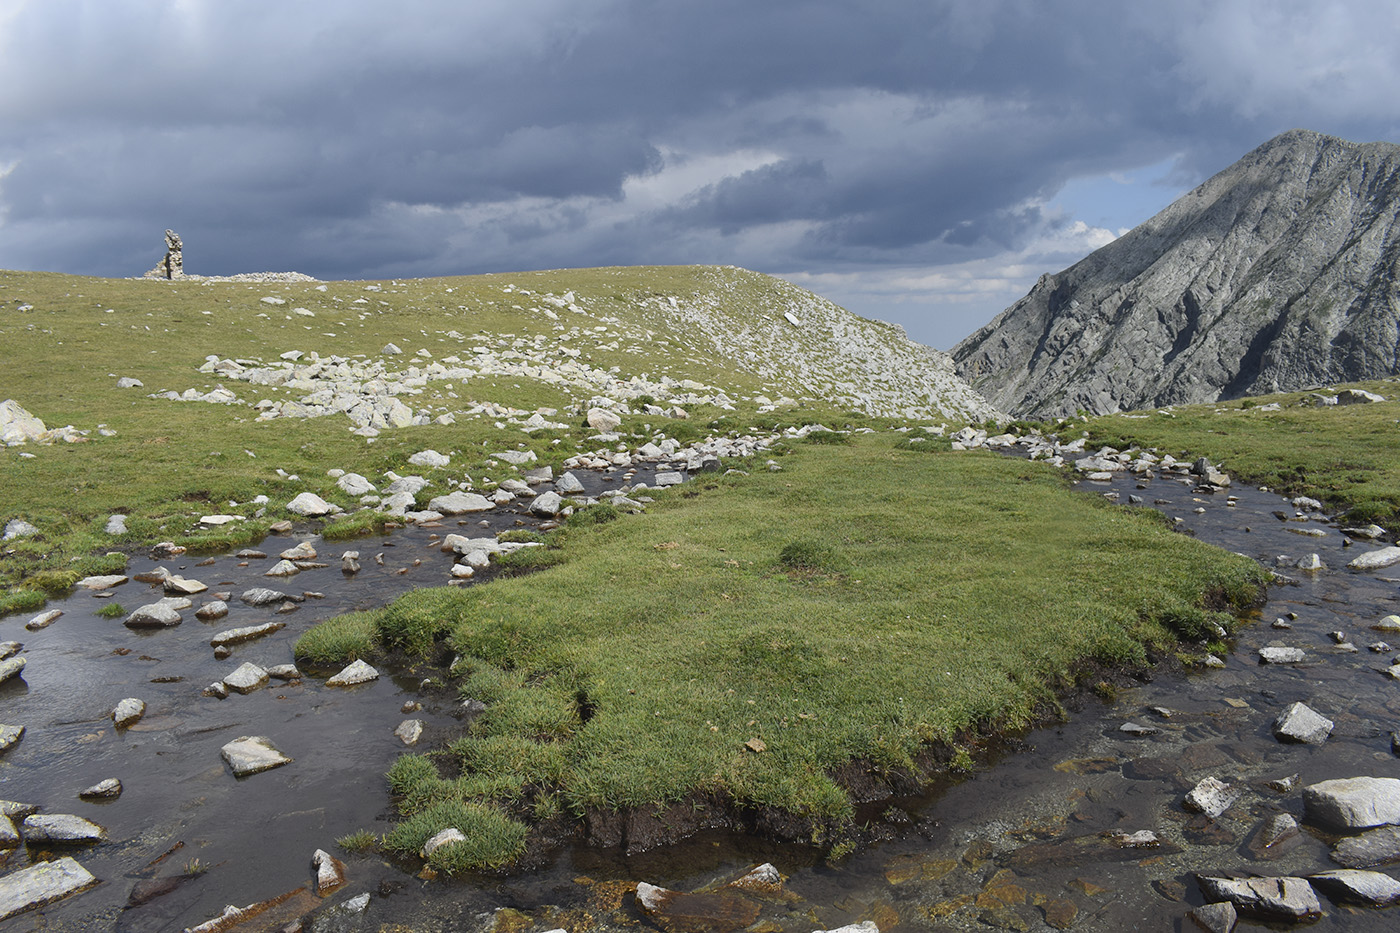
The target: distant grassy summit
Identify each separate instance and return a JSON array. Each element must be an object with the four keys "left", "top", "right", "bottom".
[
  {"left": 0, "top": 264, "right": 994, "bottom": 598},
  {"left": 955, "top": 129, "right": 1400, "bottom": 417}
]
